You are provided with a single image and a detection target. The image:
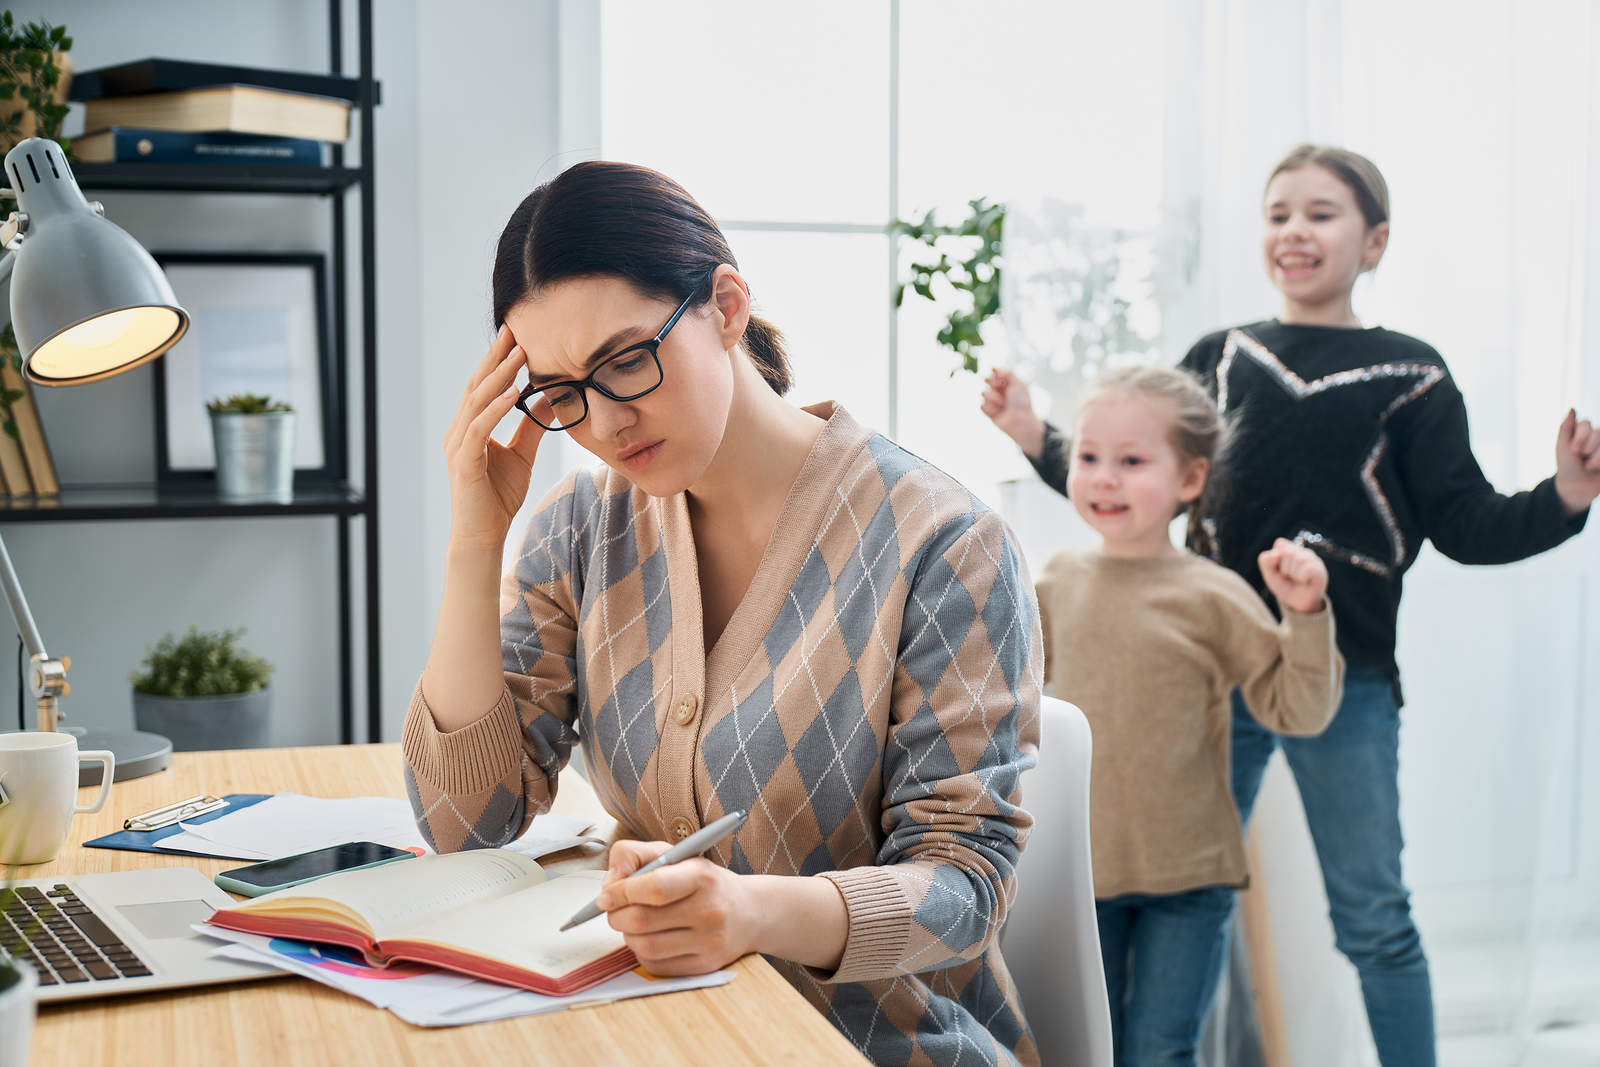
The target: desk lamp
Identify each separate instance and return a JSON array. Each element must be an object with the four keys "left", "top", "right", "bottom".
[{"left": 0, "top": 136, "right": 189, "bottom": 782}]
